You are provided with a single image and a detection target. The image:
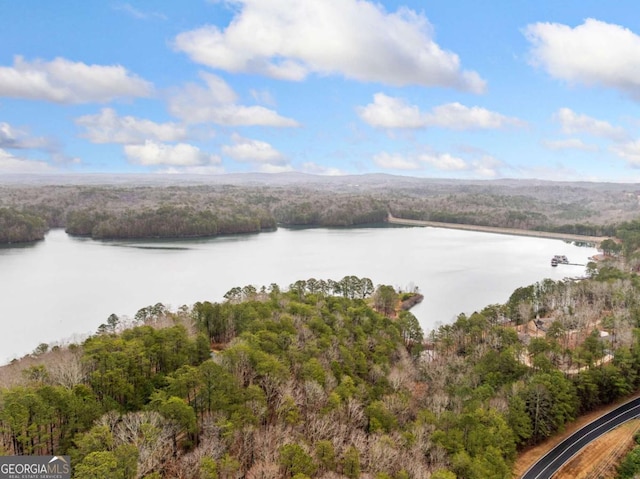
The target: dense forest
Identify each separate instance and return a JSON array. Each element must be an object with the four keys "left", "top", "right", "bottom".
[
  {"left": 0, "top": 207, "right": 47, "bottom": 243},
  {"left": 4, "top": 175, "right": 640, "bottom": 477},
  {"left": 1, "top": 174, "right": 639, "bottom": 242},
  {"left": 3, "top": 244, "right": 640, "bottom": 478}
]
